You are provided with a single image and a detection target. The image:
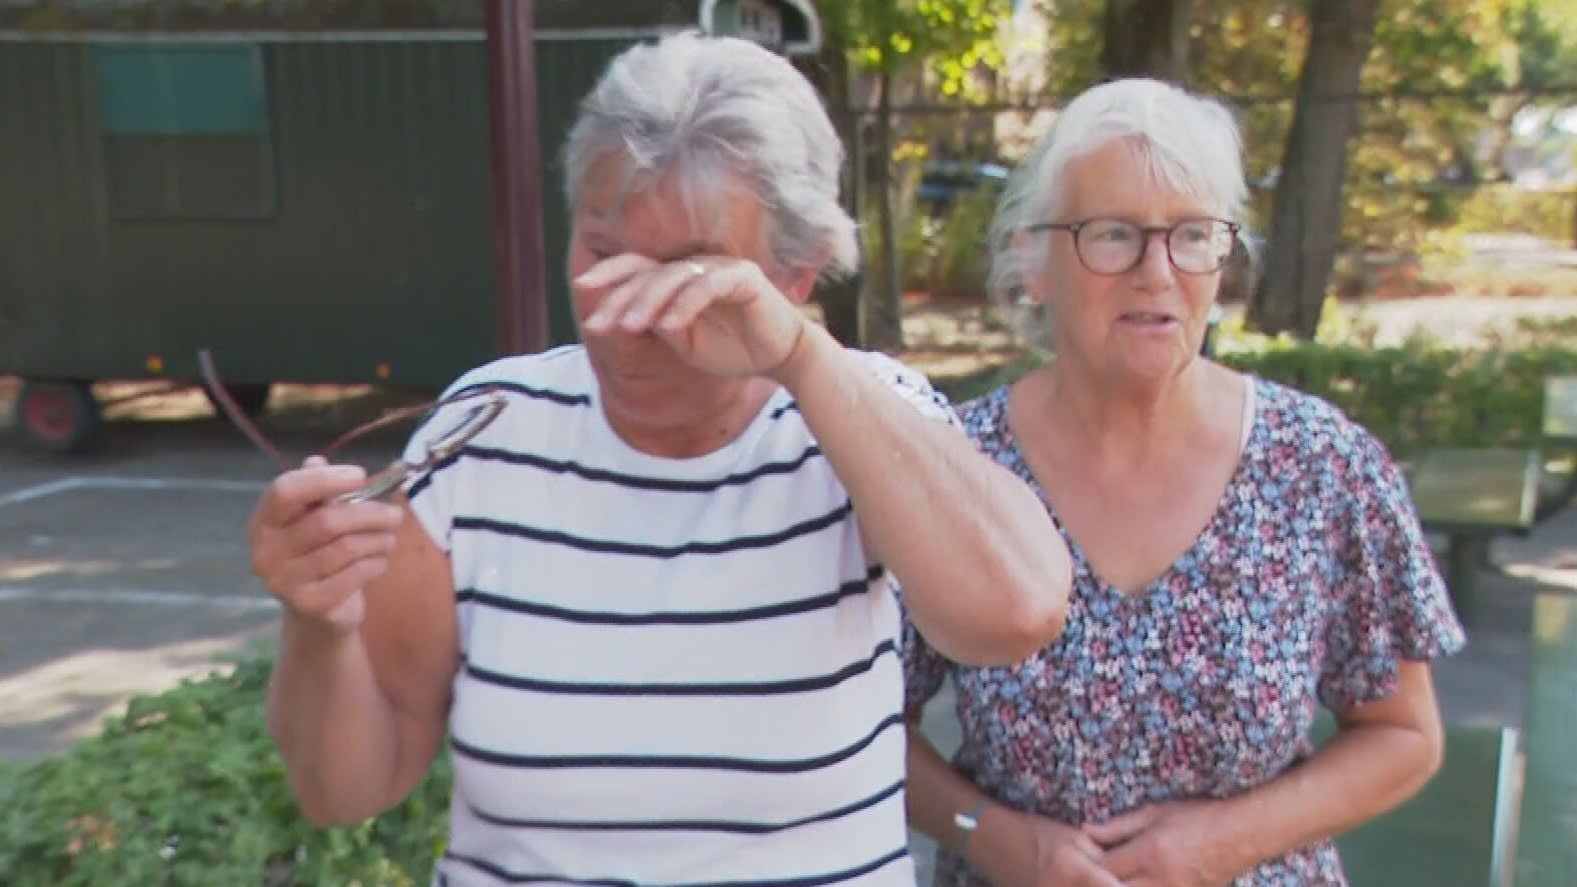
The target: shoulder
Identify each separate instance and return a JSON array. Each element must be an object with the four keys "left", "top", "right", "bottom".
[
  {"left": 956, "top": 384, "right": 1010, "bottom": 445},
  {"left": 843, "top": 349, "right": 959, "bottom": 424},
  {"left": 1252, "top": 376, "right": 1396, "bottom": 486},
  {"left": 441, "top": 345, "right": 595, "bottom": 406},
  {"left": 847, "top": 349, "right": 942, "bottom": 394}
]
